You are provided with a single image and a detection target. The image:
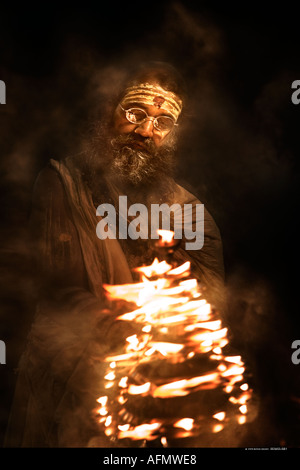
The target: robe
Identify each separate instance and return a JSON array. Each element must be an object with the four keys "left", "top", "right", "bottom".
[{"left": 4, "top": 156, "right": 225, "bottom": 447}]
